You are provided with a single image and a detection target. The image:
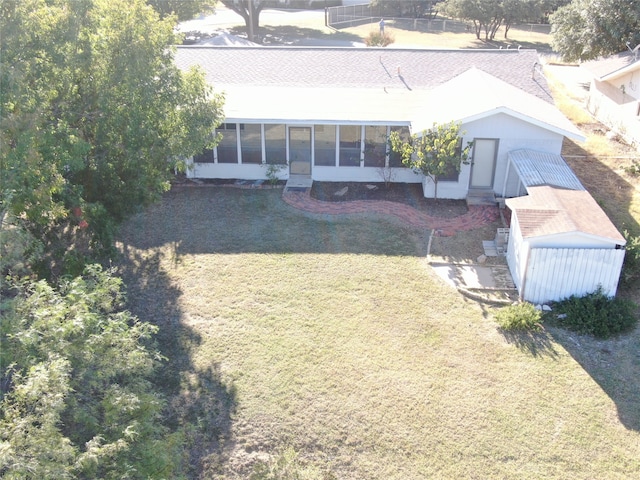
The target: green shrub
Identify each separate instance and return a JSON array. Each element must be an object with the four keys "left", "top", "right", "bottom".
[
  {"left": 553, "top": 287, "right": 637, "bottom": 338},
  {"left": 494, "top": 302, "right": 542, "bottom": 331},
  {"left": 364, "top": 31, "right": 395, "bottom": 47},
  {"left": 621, "top": 230, "right": 640, "bottom": 287}
]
